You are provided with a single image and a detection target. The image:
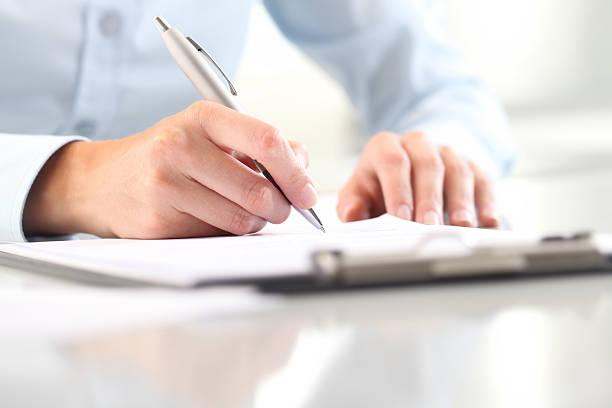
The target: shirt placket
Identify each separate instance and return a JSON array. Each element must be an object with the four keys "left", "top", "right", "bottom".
[{"left": 64, "top": 1, "right": 135, "bottom": 139}]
